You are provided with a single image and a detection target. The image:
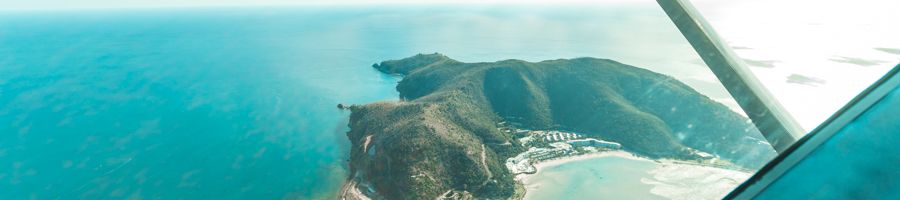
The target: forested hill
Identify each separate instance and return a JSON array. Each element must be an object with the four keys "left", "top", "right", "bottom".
[{"left": 345, "top": 53, "right": 776, "bottom": 199}]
